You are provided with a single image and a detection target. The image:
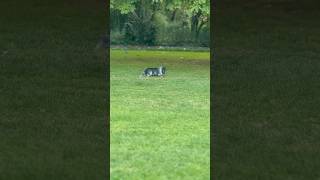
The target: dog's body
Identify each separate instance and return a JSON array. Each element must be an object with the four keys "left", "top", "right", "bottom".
[{"left": 142, "top": 65, "right": 166, "bottom": 77}]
